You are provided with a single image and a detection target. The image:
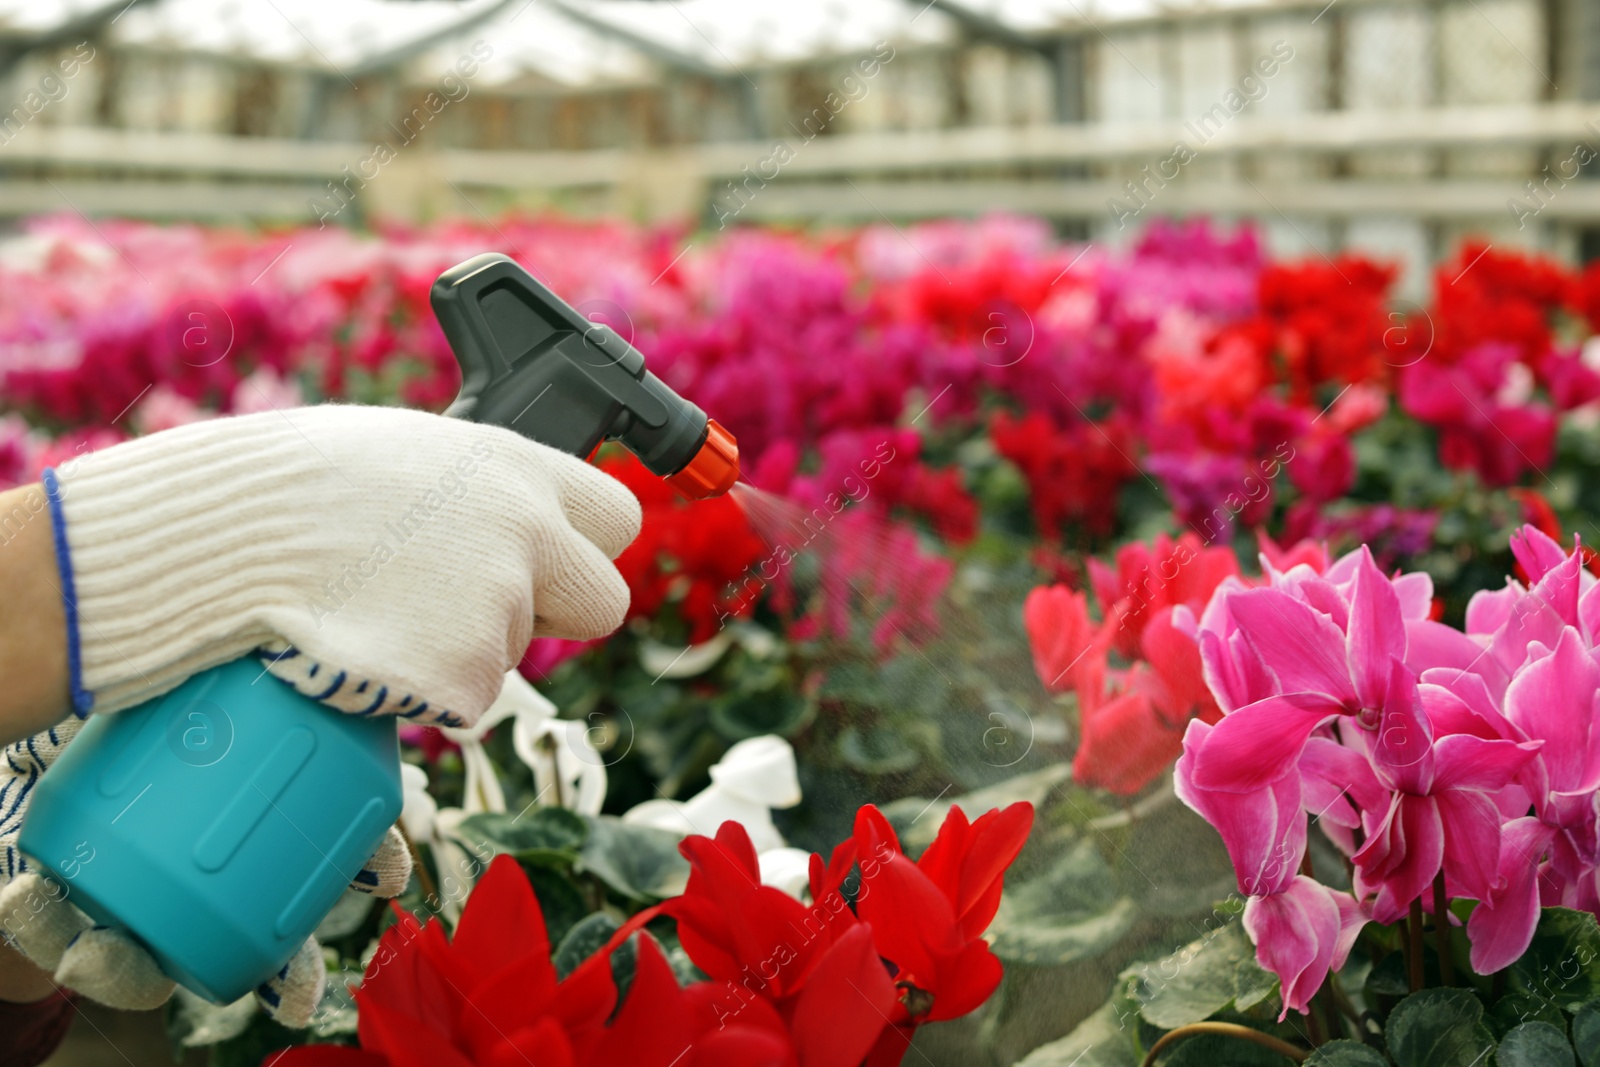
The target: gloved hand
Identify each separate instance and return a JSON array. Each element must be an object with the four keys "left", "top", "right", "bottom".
[
  {"left": 12, "top": 404, "right": 640, "bottom": 1022},
  {"left": 45, "top": 404, "right": 641, "bottom": 727},
  {"left": 0, "top": 716, "right": 412, "bottom": 1024}
]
